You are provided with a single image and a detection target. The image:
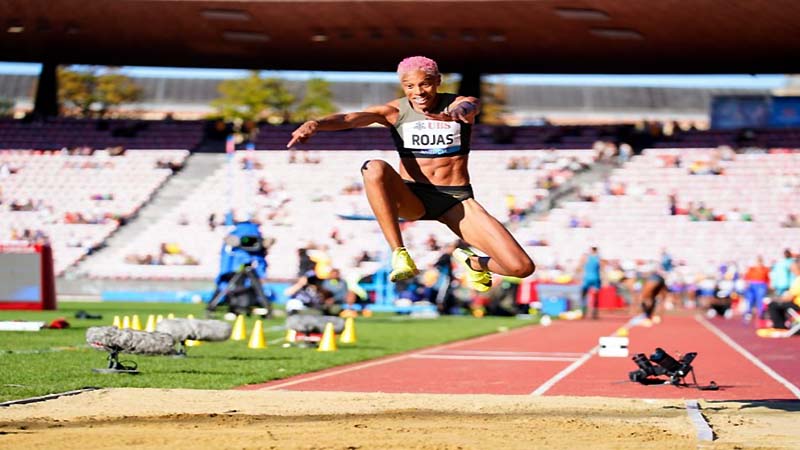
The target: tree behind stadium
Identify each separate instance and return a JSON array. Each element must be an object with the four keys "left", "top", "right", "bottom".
[
  {"left": 211, "top": 71, "right": 295, "bottom": 124},
  {"left": 292, "top": 78, "right": 338, "bottom": 122},
  {"left": 58, "top": 67, "right": 142, "bottom": 118}
]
